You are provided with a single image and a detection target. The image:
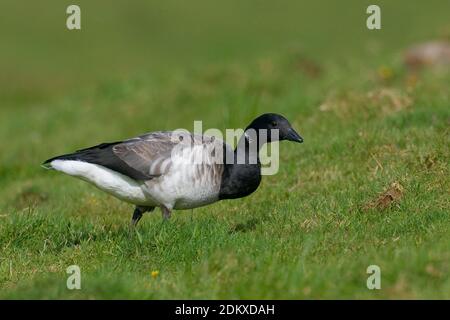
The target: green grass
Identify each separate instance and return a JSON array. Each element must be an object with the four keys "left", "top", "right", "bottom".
[{"left": 0, "top": 1, "right": 449, "bottom": 299}]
